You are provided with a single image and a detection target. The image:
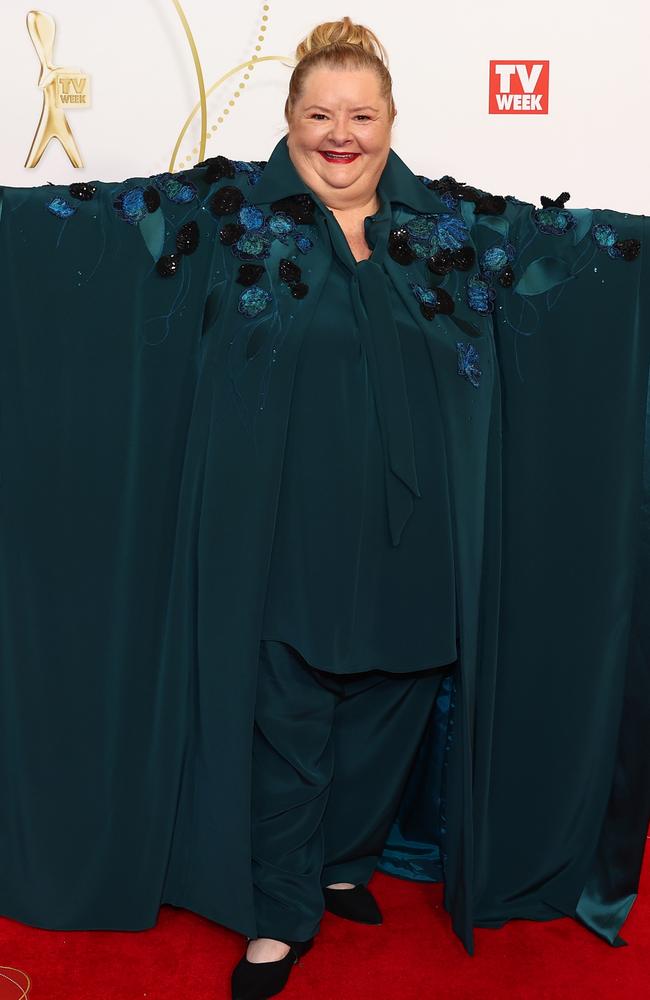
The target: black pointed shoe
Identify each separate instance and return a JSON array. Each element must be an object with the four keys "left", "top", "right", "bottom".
[
  {"left": 323, "top": 883, "right": 383, "bottom": 924},
  {"left": 231, "top": 936, "right": 314, "bottom": 1000}
]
